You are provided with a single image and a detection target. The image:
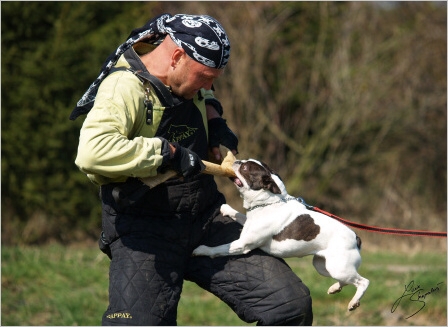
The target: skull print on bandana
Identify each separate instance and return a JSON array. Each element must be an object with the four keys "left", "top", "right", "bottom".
[{"left": 70, "top": 13, "right": 230, "bottom": 120}]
